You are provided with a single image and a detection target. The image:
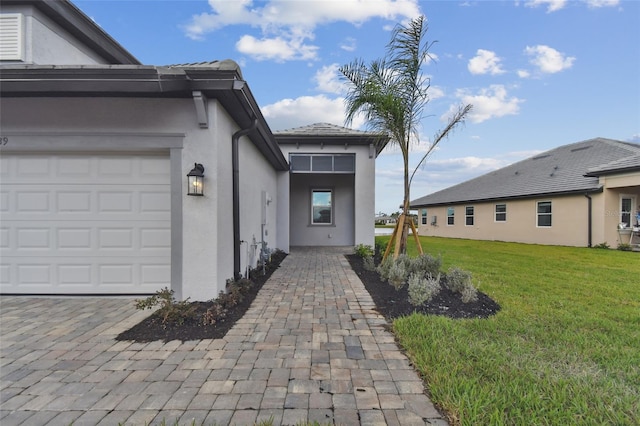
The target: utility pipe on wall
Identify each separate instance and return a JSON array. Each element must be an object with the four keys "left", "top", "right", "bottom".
[
  {"left": 584, "top": 193, "right": 592, "bottom": 248},
  {"left": 232, "top": 118, "right": 258, "bottom": 280}
]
